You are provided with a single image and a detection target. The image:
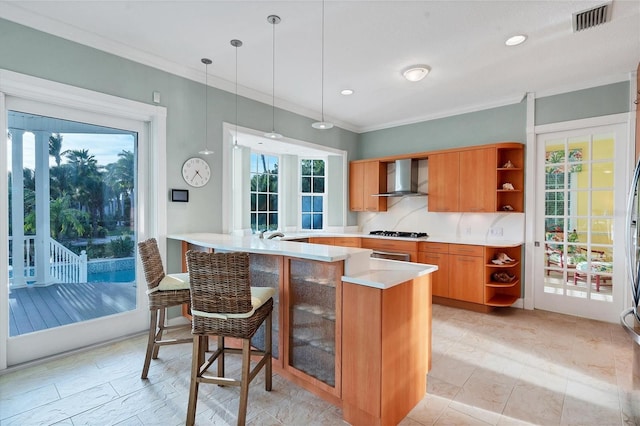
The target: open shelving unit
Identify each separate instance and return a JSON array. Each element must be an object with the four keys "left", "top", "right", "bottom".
[
  {"left": 484, "top": 245, "right": 522, "bottom": 306},
  {"left": 496, "top": 144, "right": 524, "bottom": 212}
]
